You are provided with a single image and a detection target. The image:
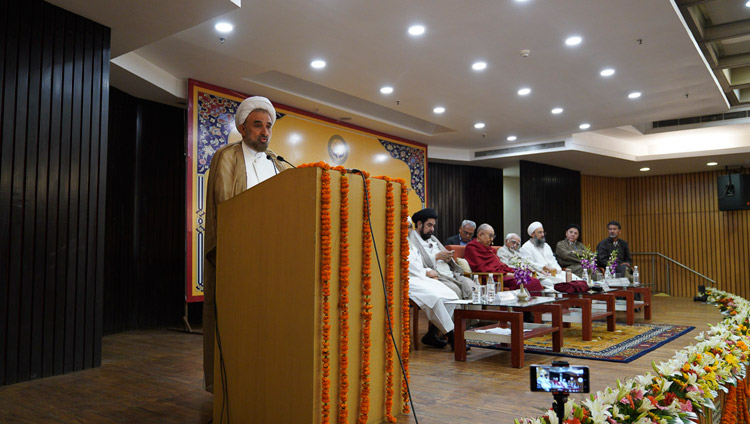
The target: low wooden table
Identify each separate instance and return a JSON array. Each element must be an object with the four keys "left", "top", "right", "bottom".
[
  {"left": 590, "top": 285, "right": 652, "bottom": 325},
  {"left": 452, "top": 297, "right": 563, "bottom": 368},
  {"left": 534, "top": 294, "right": 616, "bottom": 341}
]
